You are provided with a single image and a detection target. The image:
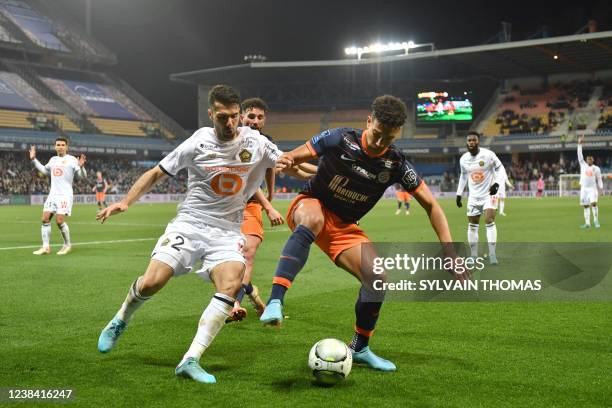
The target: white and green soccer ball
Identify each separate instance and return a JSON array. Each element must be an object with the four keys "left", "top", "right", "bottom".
[{"left": 308, "top": 338, "right": 352, "bottom": 385}]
